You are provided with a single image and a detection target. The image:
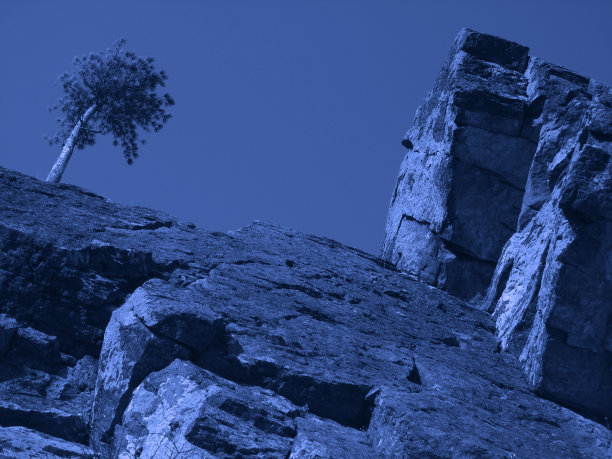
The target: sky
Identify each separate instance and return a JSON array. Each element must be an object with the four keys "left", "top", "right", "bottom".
[{"left": 1, "top": 1, "right": 611, "bottom": 255}]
